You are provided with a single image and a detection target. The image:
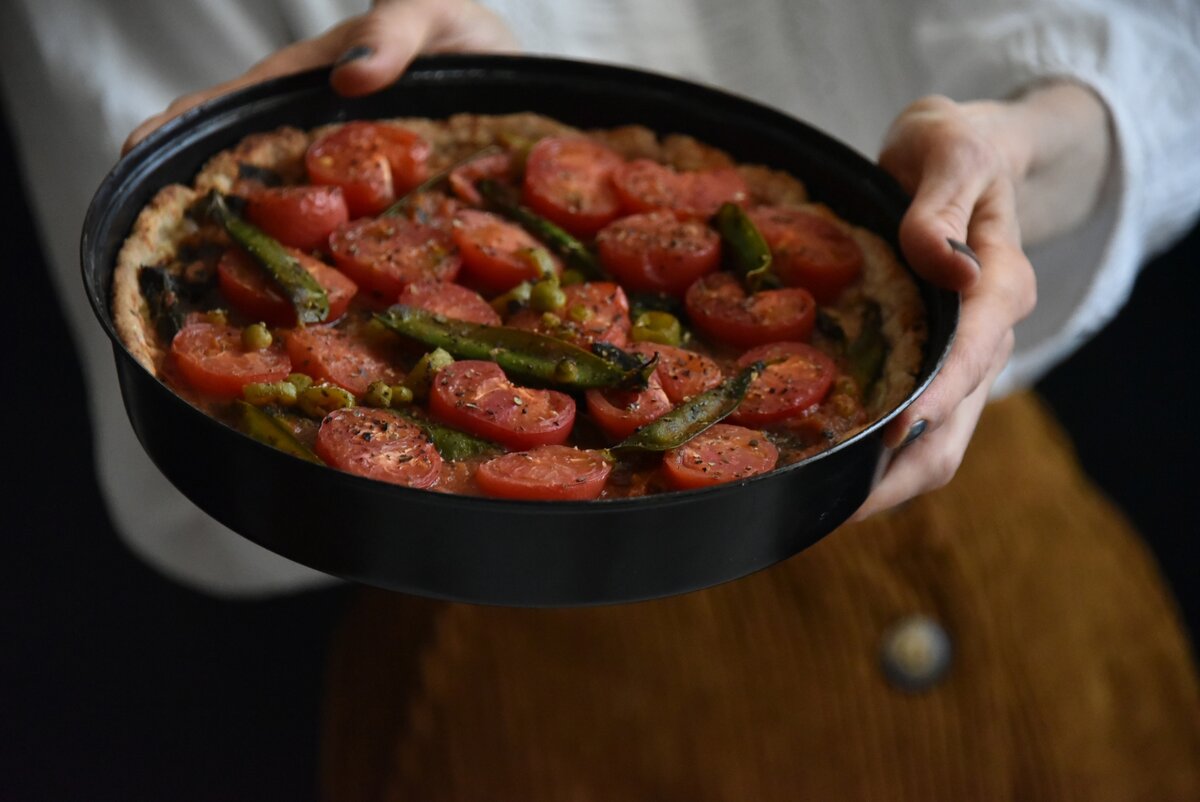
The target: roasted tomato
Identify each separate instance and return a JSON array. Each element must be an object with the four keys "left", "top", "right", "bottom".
[
  {"left": 612, "top": 159, "right": 748, "bottom": 219},
  {"left": 585, "top": 371, "right": 673, "bottom": 440},
  {"left": 171, "top": 322, "right": 292, "bottom": 397},
  {"left": 450, "top": 209, "right": 562, "bottom": 294},
  {"left": 627, "top": 342, "right": 724, "bottom": 403},
  {"left": 747, "top": 206, "right": 862, "bottom": 303},
  {"left": 506, "top": 281, "right": 632, "bottom": 348},
  {"left": 328, "top": 216, "right": 460, "bottom": 303},
  {"left": 449, "top": 151, "right": 515, "bottom": 207},
  {"left": 596, "top": 211, "right": 721, "bottom": 296},
  {"left": 315, "top": 407, "right": 442, "bottom": 488},
  {"left": 306, "top": 121, "right": 431, "bottom": 217},
  {"left": 475, "top": 445, "right": 613, "bottom": 501},
  {"left": 243, "top": 185, "right": 349, "bottom": 252},
  {"left": 396, "top": 280, "right": 501, "bottom": 325},
  {"left": 727, "top": 342, "right": 837, "bottom": 426},
  {"left": 285, "top": 326, "right": 405, "bottom": 397},
  {"left": 684, "top": 272, "right": 816, "bottom": 348},
  {"left": 662, "top": 423, "right": 779, "bottom": 490},
  {"left": 522, "top": 137, "right": 624, "bottom": 236},
  {"left": 429, "top": 361, "right": 576, "bottom": 450},
  {"left": 216, "top": 247, "right": 357, "bottom": 327}
]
